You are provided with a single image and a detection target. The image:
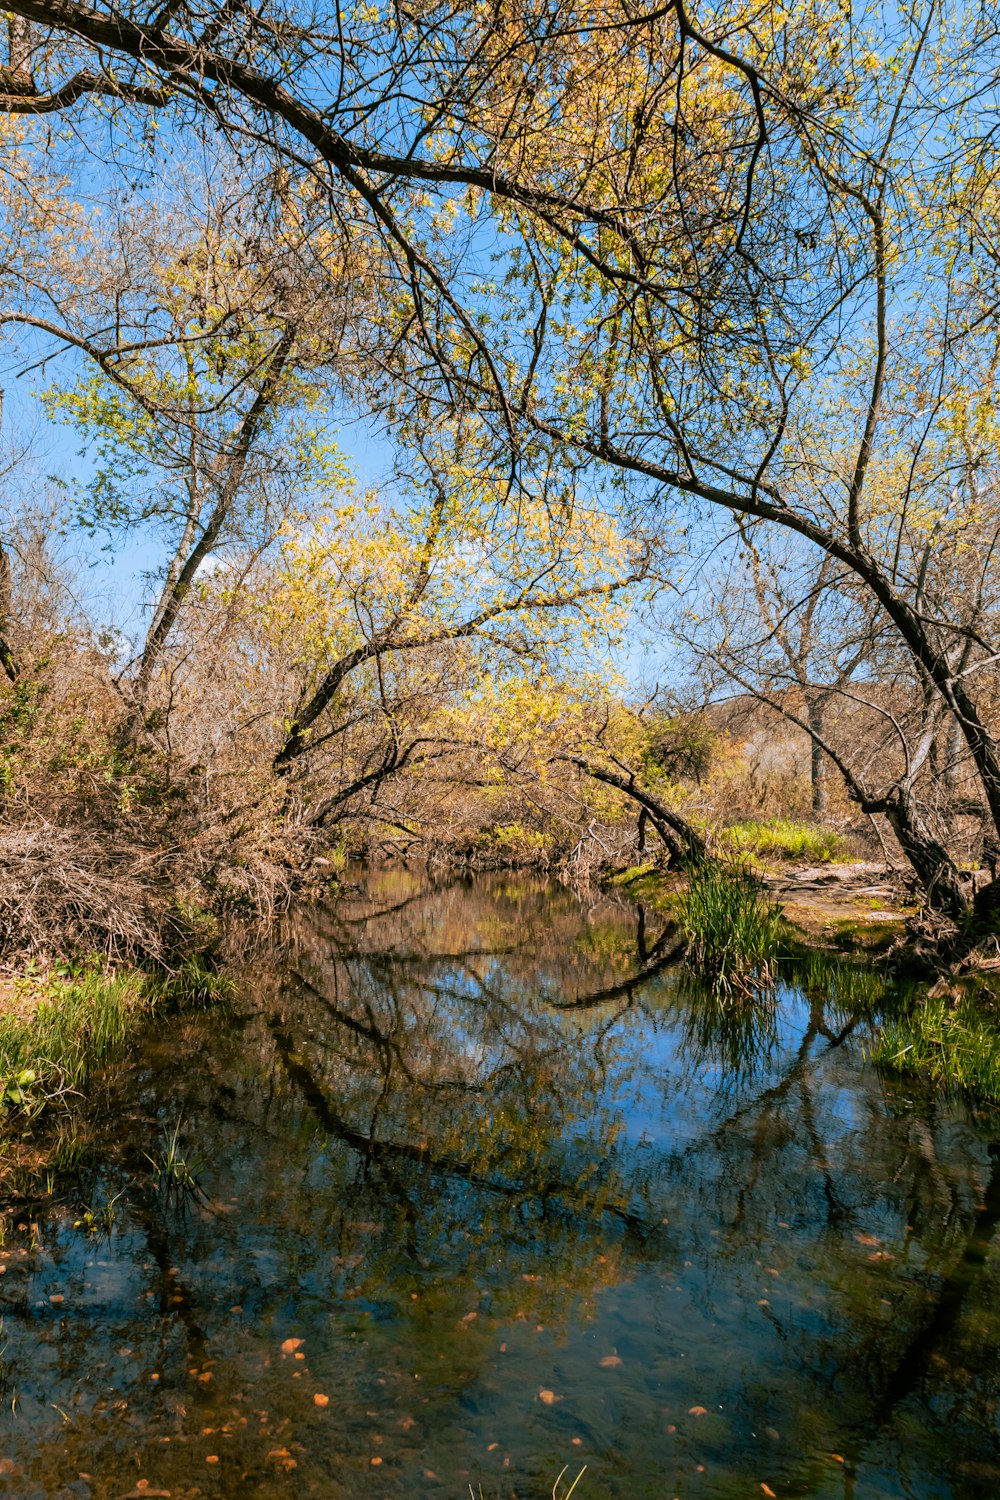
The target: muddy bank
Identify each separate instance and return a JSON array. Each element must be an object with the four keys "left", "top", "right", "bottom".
[
  {"left": 606, "top": 859, "right": 918, "bottom": 954},
  {"left": 760, "top": 861, "right": 916, "bottom": 949}
]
